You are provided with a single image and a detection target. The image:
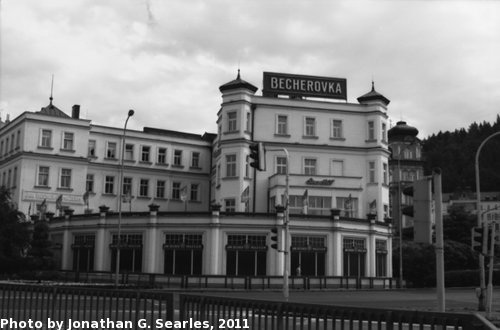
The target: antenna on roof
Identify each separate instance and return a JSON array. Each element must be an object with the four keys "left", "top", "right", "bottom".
[{"left": 49, "top": 74, "right": 54, "bottom": 105}]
